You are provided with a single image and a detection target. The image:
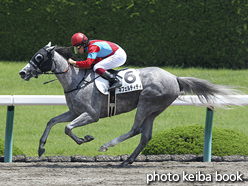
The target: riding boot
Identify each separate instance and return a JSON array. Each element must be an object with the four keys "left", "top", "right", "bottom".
[{"left": 101, "top": 71, "right": 122, "bottom": 91}]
